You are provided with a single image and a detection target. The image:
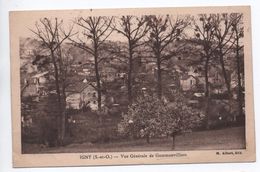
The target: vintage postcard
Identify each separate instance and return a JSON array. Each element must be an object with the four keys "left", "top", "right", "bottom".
[{"left": 10, "top": 6, "right": 255, "bottom": 167}]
